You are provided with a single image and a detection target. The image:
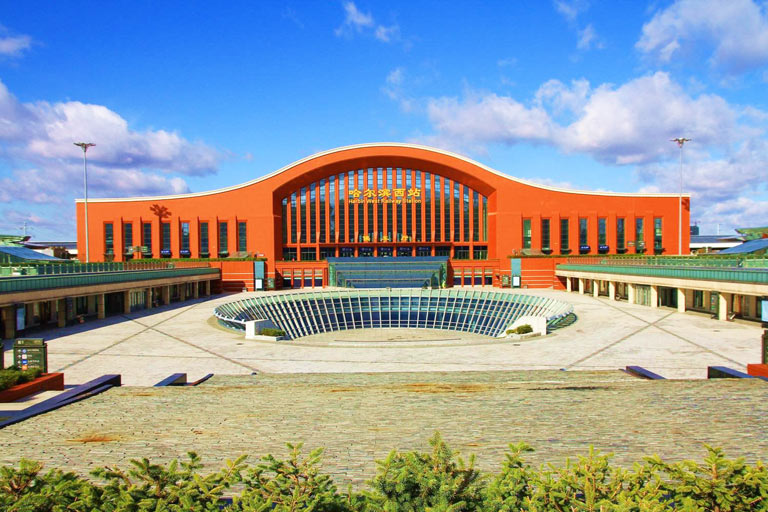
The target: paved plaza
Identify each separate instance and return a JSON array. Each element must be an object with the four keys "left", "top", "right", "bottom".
[
  {"left": 2, "top": 288, "right": 762, "bottom": 386},
  {"left": 0, "top": 289, "right": 766, "bottom": 486},
  {"left": 0, "top": 370, "right": 766, "bottom": 487}
]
